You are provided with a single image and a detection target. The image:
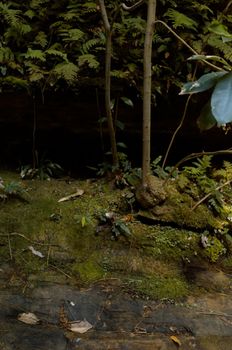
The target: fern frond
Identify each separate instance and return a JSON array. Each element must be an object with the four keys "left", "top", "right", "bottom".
[
  {"left": 164, "top": 9, "right": 198, "bottom": 30},
  {"left": 2, "top": 75, "right": 29, "bottom": 90},
  {"left": 82, "top": 38, "right": 104, "bottom": 54},
  {"left": 45, "top": 48, "right": 68, "bottom": 62},
  {"left": 117, "top": 17, "right": 146, "bottom": 33},
  {"left": 78, "top": 54, "right": 99, "bottom": 69},
  {"left": 34, "top": 31, "right": 48, "bottom": 48},
  {"left": 24, "top": 48, "right": 46, "bottom": 62},
  {"left": 58, "top": 12, "right": 80, "bottom": 21},
  {"left": 191, "top": 3, "right": 213, "bottom": 14},
  {"left": 111, "top": 70, "right": 130, "bottom": 79},
  {"left": 0, "top": 47, "right": 14, "bottom": 63},
  {"left": 59, "top": 28, "right": 85, "bottom": 42},
  {"left": 207, "top": 35, "right": 232, "bottom": 63},
  {"left": 15, "top": 23, "right": 31, "bottom": 36},
  {"left": 0, "top": 2, "right": 21, "bottom": 26},
  {"left": 213, "top": 161, "right": 232, "bottom": 181},
  {"left": 50, "top": 21, "right": 65, "bottom": 30},
  {"left": 52, "top": 62, "right": 79, "bottom": 83},
  {"left": 25, "top": 62, "right": 46, "bottom": 82},
  {"left": 30, "top": 0, "right": 49, "bottom": 9},
  {"left": 82, "top": 2, "right": 97, "bottom": 13},
  {"left": 24, "top": 9, "right": 35, "bottom": 19}
]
